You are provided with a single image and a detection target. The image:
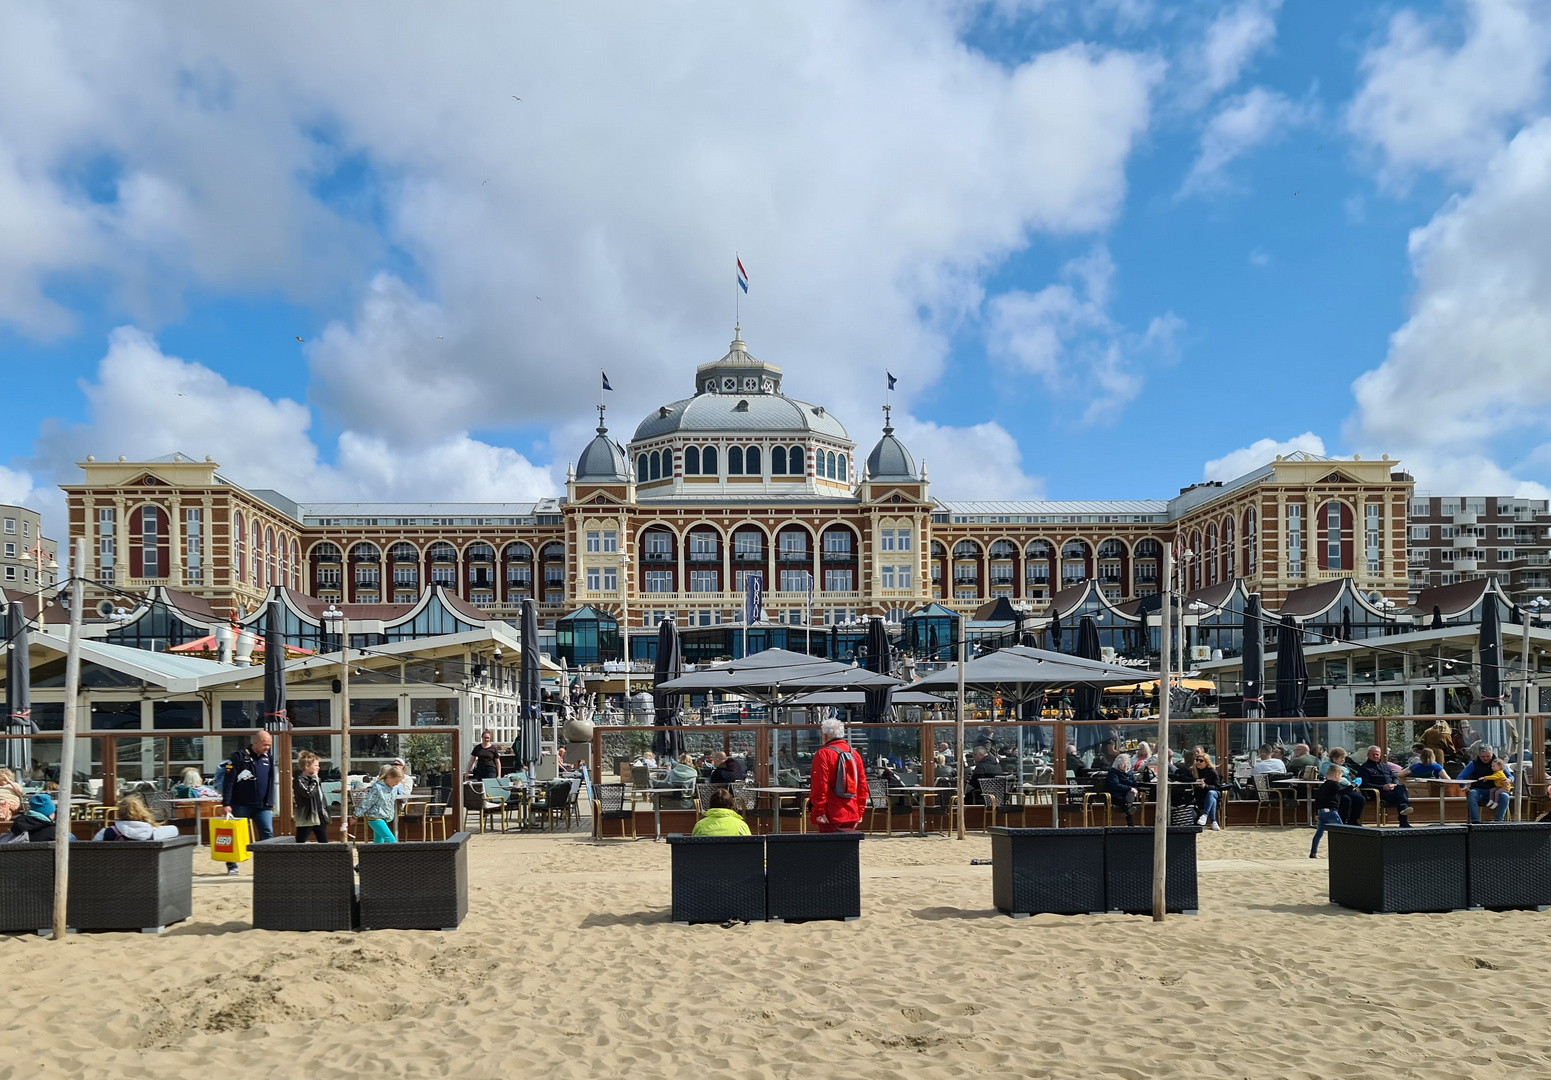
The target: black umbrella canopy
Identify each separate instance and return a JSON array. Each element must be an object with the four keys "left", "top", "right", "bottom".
[
  {"left": 1073, "top": 616, "right": 1102, "bottom": 721},
  {"left": 911, "top": 645, "right": 1152, "bottom": 705},
  {"left": 1479, "top": 597, "right": 1503, "bottom": 714},
  {"left": 1431, "top": 605, "right": 1445, "bottom": 630},
  {"left": 652, "top": 618, "right": 684, "bottom": 760},
  {"left": 4, "top": 601, "right": 33, "bottom": 772},
  {"left": 261, "top": 599, "right": 289, "bottom": 732},
  {"left": 1340, "top": 606, "right": 1353, "bottom": 642},
  {"left": 1048, "top": 615, "right": 1063, "bottom": 653},
  {"left": 519, "top": 598, "right": 543, "bottom": 768},
  {"left": 863, "top": 616, "right": 895, "bottom": 722},
  {"left": 926, "top": 623, "right": 939, "bottom": 661},
  {"left": 1242, "top": 593, "right": 1265, "bottom": 719},
  {"left": 1274, "top": 615, "right": 1308, "bottom": 719}
]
